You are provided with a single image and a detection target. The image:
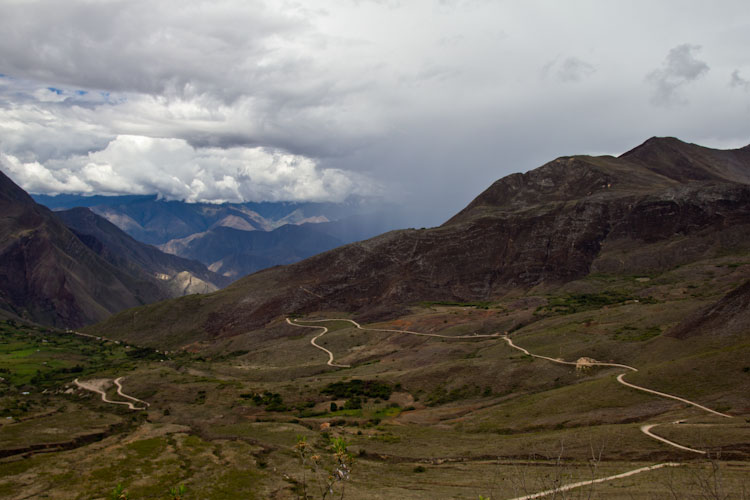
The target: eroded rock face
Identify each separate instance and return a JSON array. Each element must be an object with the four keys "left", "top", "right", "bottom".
[{"left": 89, "top": 137, "right": 750, "bottom": 343}]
